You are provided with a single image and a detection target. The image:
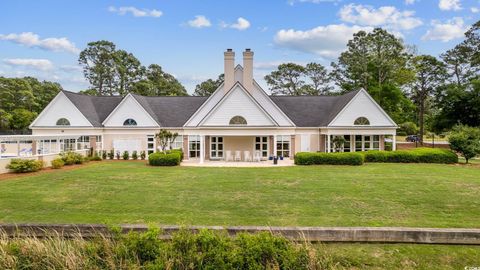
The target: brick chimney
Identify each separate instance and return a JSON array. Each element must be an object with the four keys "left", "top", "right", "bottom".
[
  {"left": 242, "top": 48, "right": 254, "bottom": 92},
  {"left": 224, "top": 49, "right": 235, "bottom": 92}
]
